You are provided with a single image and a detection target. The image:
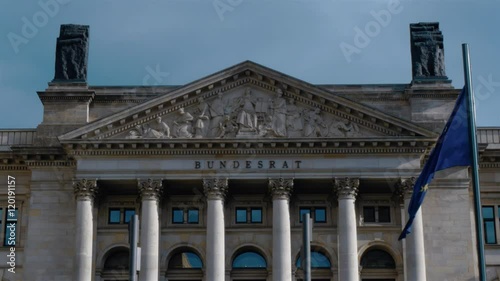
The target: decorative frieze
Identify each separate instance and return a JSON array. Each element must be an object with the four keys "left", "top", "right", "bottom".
[
  {"left": 334, "top": 177, "right": 359, "bottom": 200},
  {"left": 203, "top": 177, "right": 228, "bottom": 200},
  {"left": 268, "top": 178, "right": 294, "bottom": 200},
  {"left": 73, "top": 178, "right": 98, "bottom": 200},
  {"left": 138, "top": 178, "right": 163, "bottom": 201}
]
